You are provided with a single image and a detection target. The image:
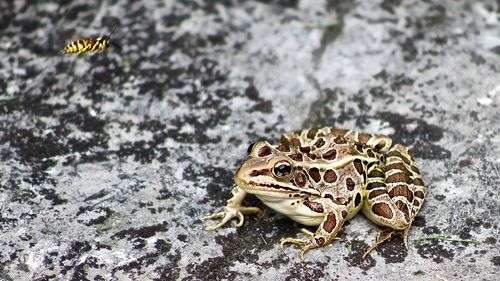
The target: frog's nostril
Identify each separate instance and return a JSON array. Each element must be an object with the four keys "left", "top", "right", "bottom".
[{"left": 247, "top": 142, "right": 256, "bottom": 155}]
